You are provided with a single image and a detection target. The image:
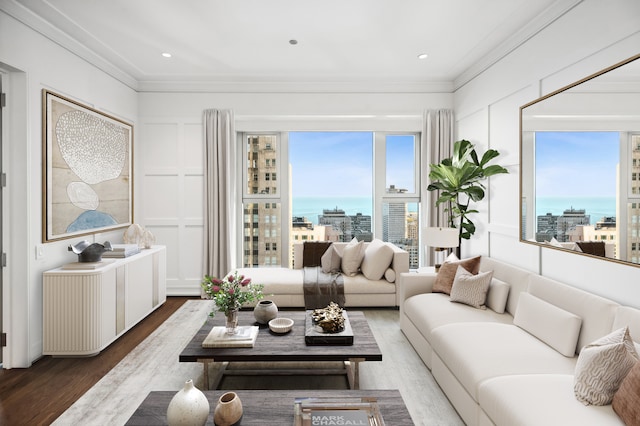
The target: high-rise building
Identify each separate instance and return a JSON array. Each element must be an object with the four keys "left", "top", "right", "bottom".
[
  {"left": 556, "top": 208, "right": 590, "bottom": 242},
  {"left": 318, "top": 208, "right": 372, "bottom": 242}
]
